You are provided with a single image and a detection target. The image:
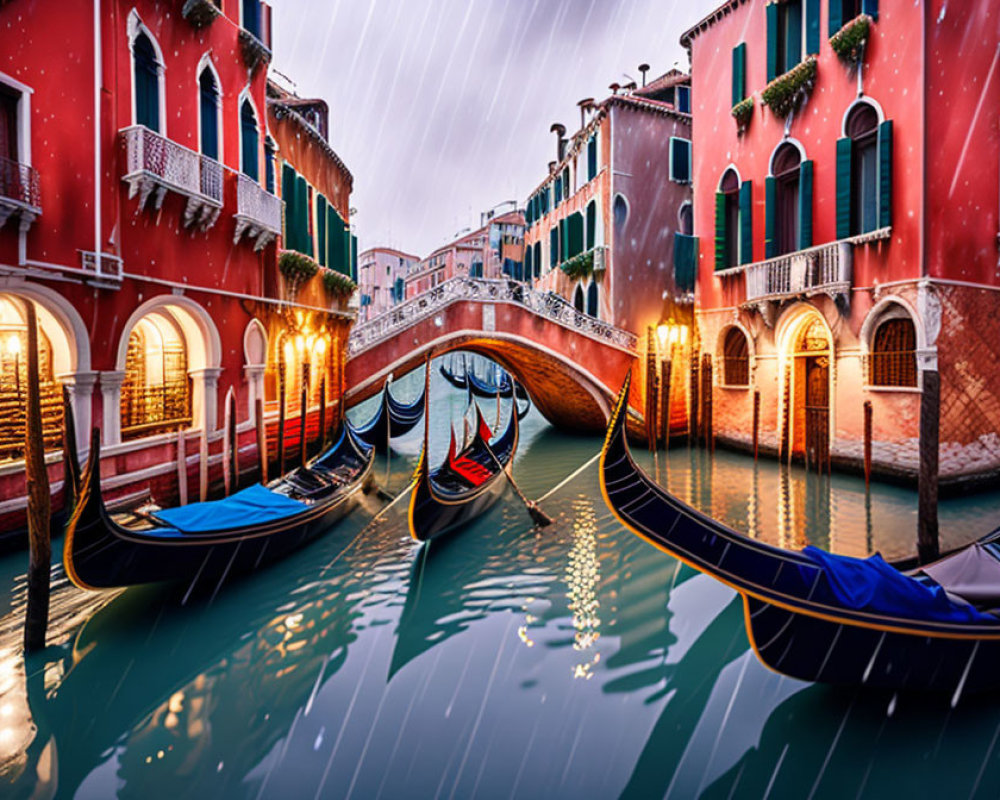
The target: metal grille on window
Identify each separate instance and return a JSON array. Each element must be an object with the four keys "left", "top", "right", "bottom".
[
  {"left": 723, "top": 328, "right": 750, "bottom": 386},
  {"left": 869, "top": 318, "right": 917, "bottom": 387},
  {"left": 121, "top": 321, "right": 191, "bottom": 440}
]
